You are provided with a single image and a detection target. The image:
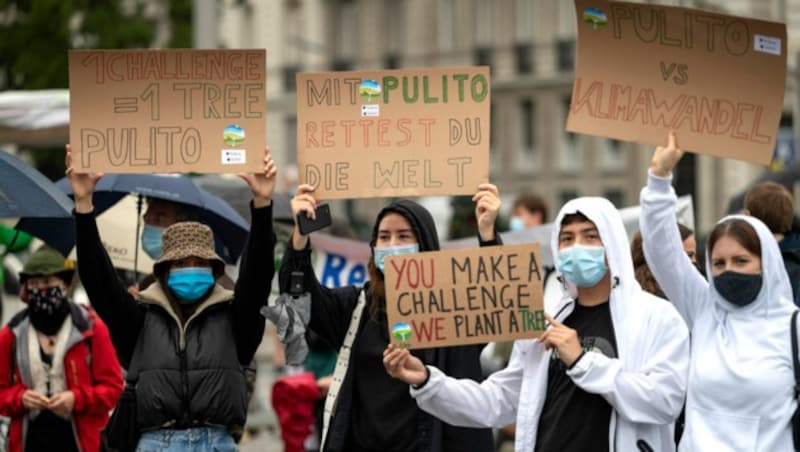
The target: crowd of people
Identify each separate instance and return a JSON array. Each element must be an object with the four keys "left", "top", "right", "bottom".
[{"left": 0, "top": 130, "right": 799, "bottom": 452}]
